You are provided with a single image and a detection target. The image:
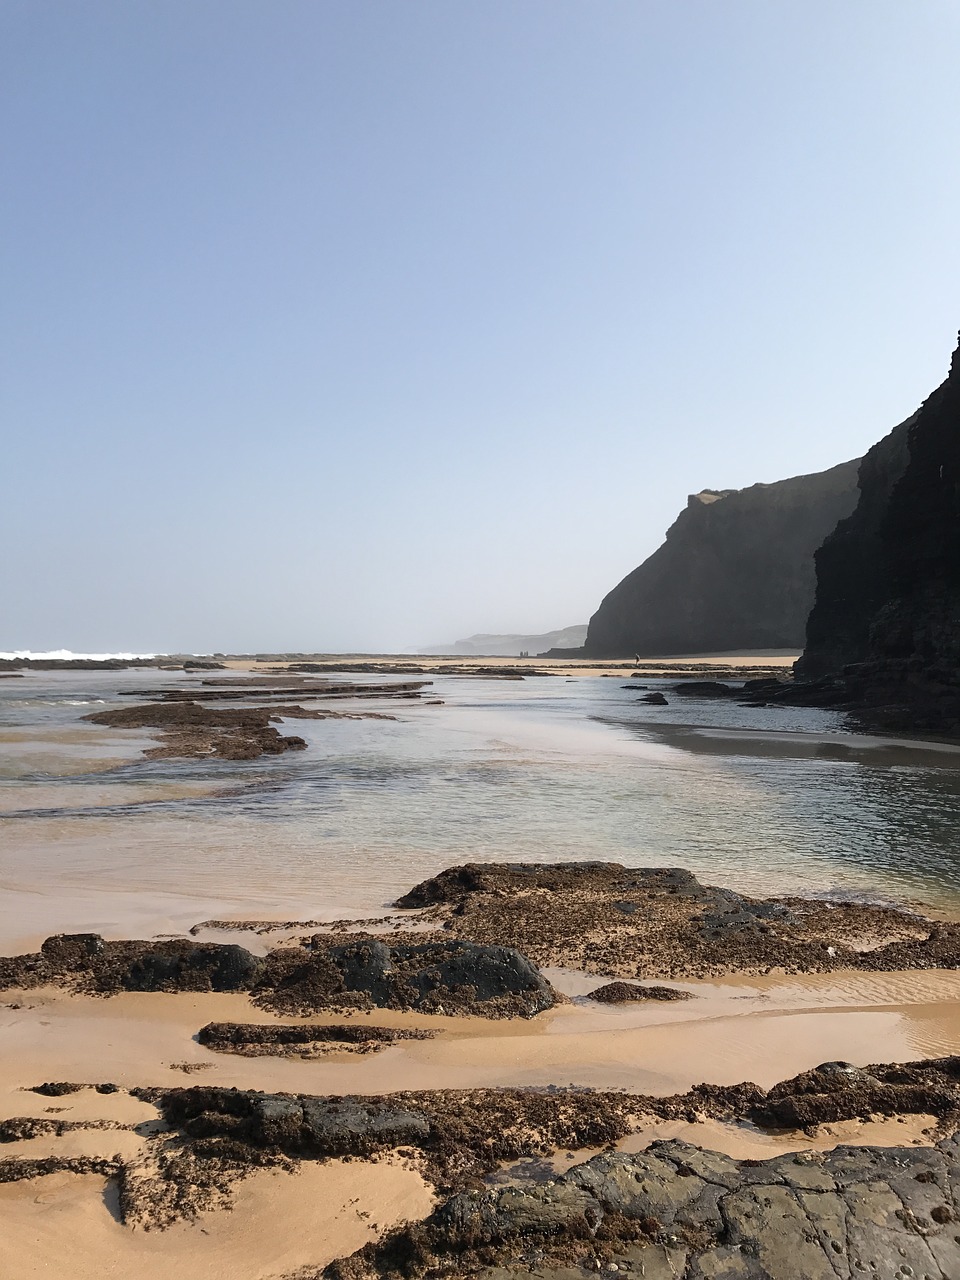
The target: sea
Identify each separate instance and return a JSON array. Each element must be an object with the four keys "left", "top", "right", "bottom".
[{"left": 3, "top": 663, "right": 960, "bottom": 951}]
